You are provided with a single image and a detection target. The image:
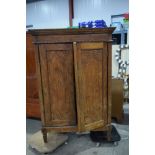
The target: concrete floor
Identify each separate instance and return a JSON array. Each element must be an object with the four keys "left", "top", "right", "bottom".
[{"left": 27, "top": 104, "right": 129, "bottom": 155}]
